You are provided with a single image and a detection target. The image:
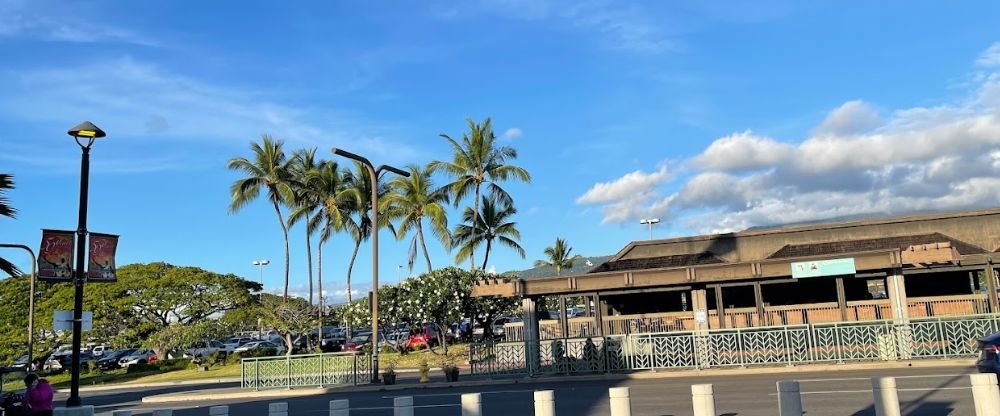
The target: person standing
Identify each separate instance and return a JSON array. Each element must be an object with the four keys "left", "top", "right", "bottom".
[{"left": 22, "top": 374, "right": 53, "bottom": 416}]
